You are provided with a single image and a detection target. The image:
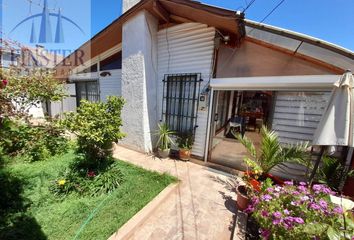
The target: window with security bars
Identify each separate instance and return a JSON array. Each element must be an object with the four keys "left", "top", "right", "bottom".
[
  {"left": 162, "top": 73, "right": 202, "bottom": 135},
  {"left": 75, "top": 81, "right": 100, "bottom": 106}
]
